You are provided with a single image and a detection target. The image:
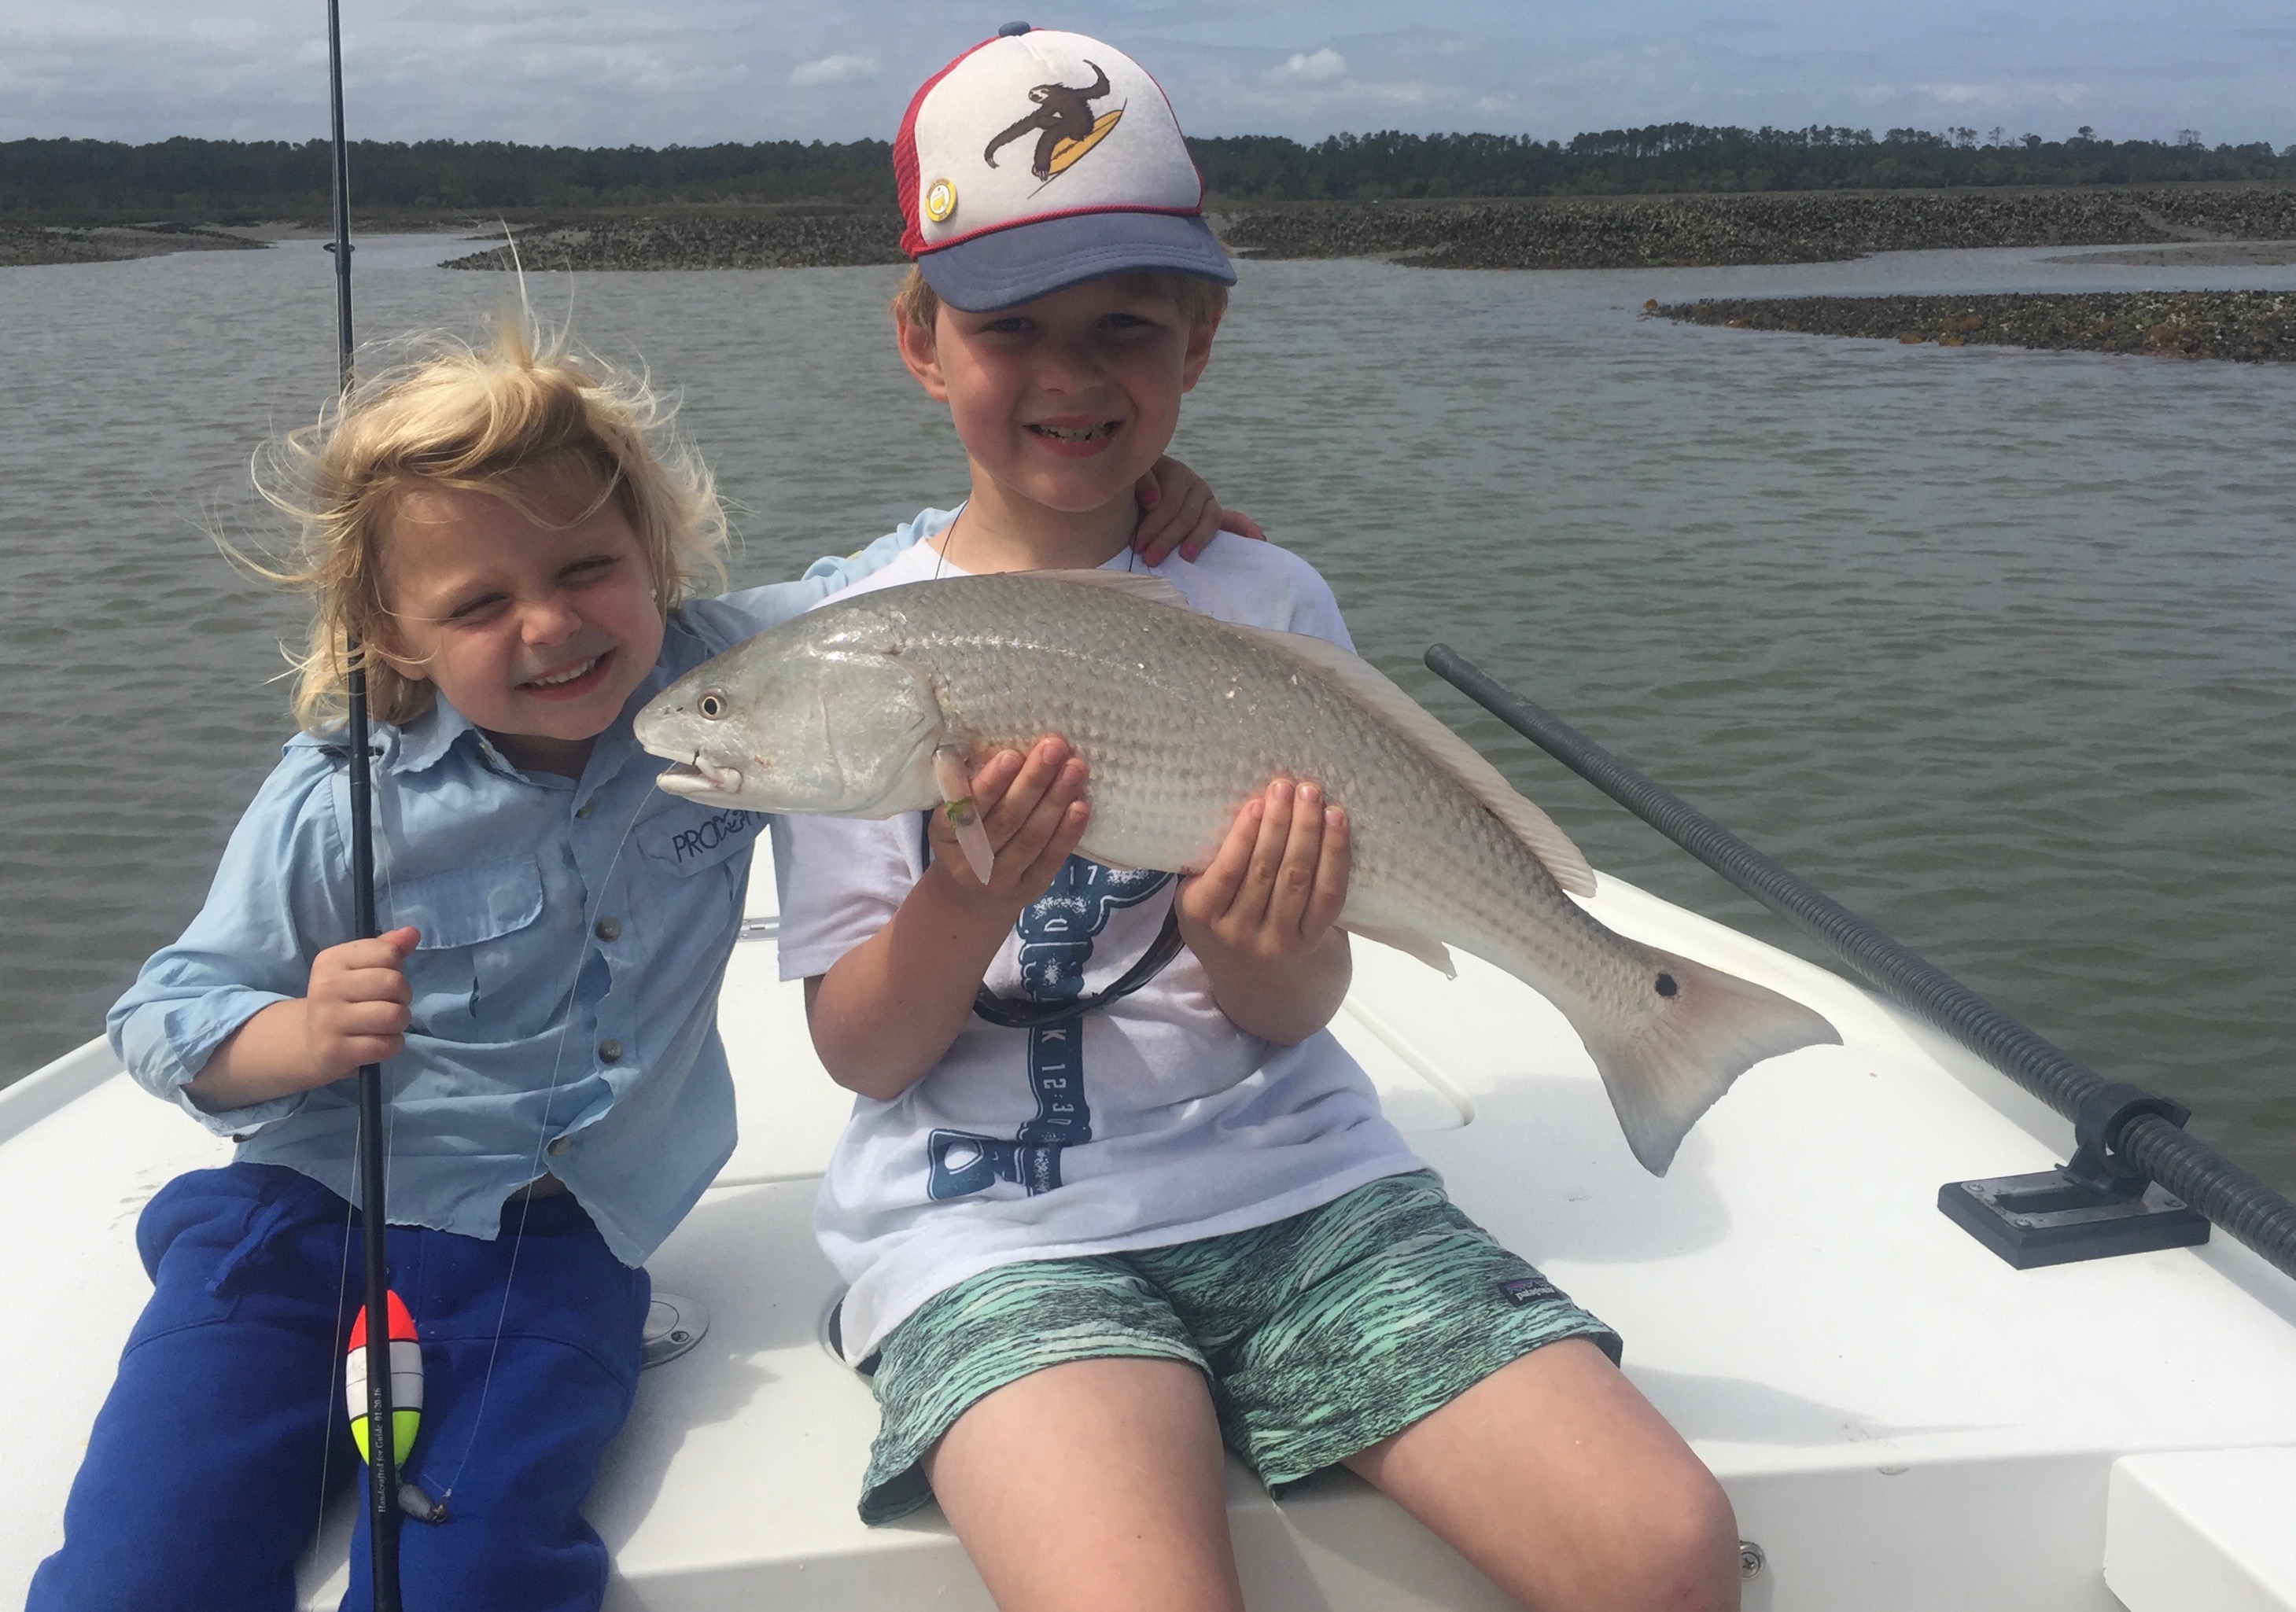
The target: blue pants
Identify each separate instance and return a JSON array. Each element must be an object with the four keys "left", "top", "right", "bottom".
[{"left": 31, "top": 1162, "right": 650, "bottom": 1612}]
